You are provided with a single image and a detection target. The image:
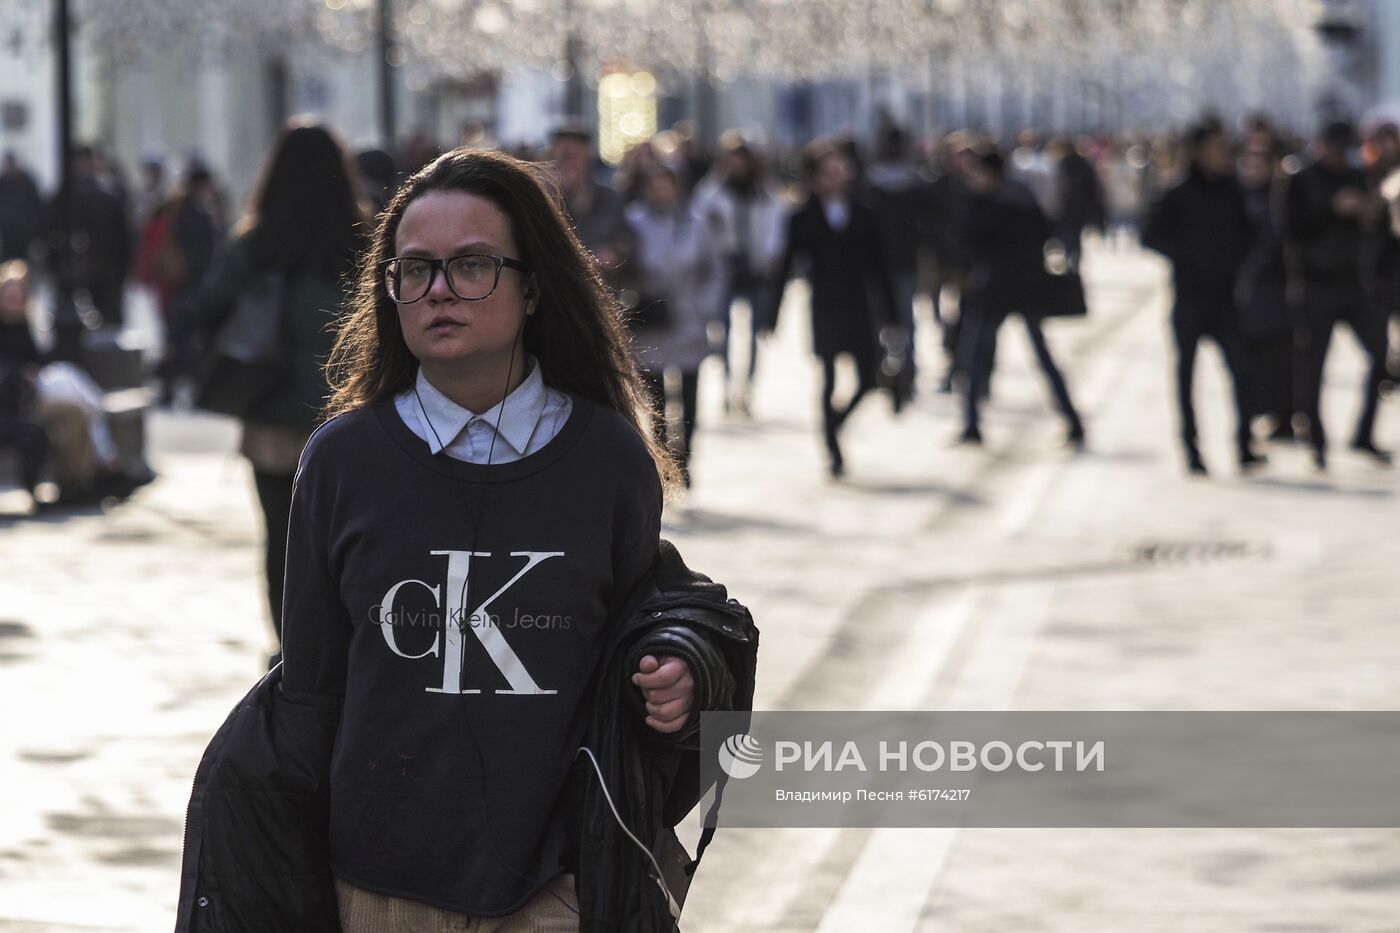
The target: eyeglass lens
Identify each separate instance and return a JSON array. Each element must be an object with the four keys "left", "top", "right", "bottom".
[{"left": 387, "top": 256, "right": 499, "bottom": 302}]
